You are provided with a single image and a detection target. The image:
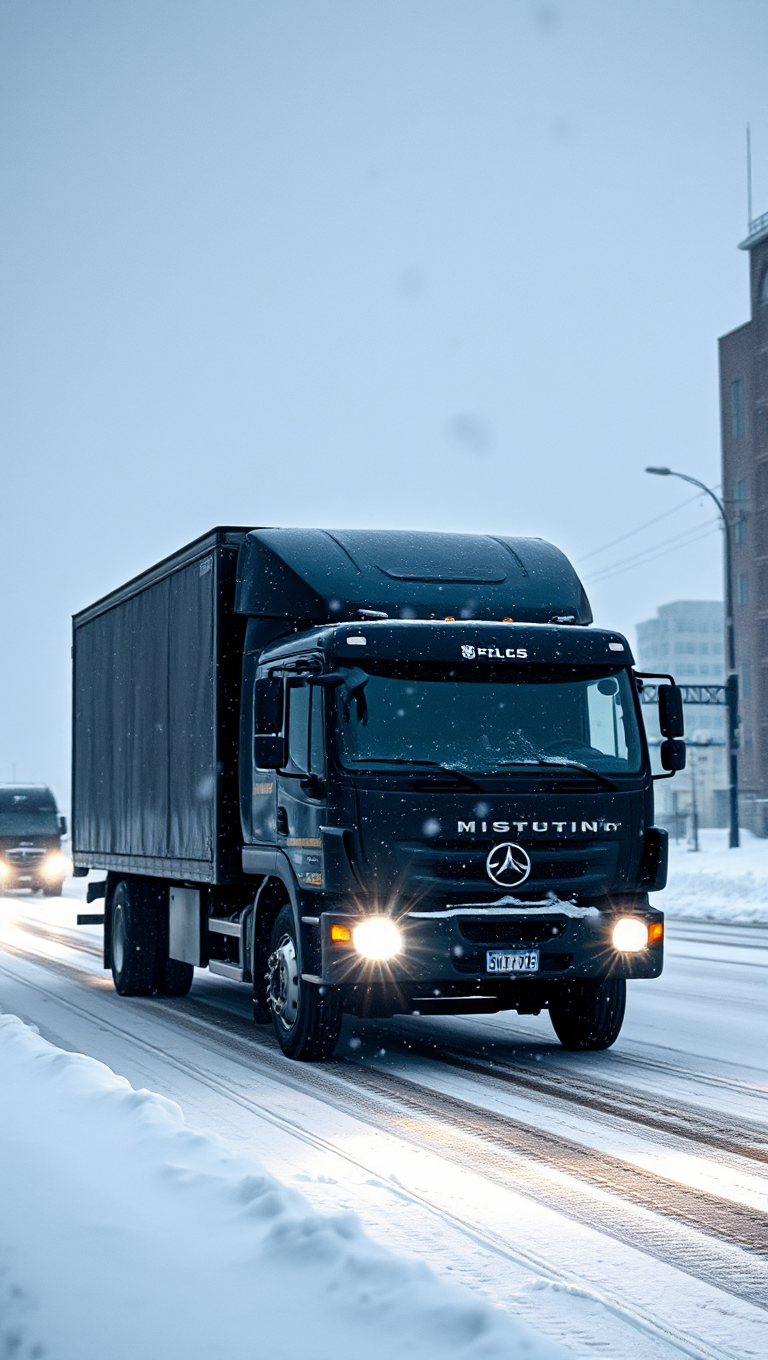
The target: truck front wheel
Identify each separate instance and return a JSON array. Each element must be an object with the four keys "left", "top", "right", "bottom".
[
  {"left": 549, "top": 977, "right": 626, "bottom": 1051},
  {"left": 111, "top": 880, "right": 160, "bottom": 996},
  {"left": 266, "top": 905, "right": 342, "bottom": 1061}
]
